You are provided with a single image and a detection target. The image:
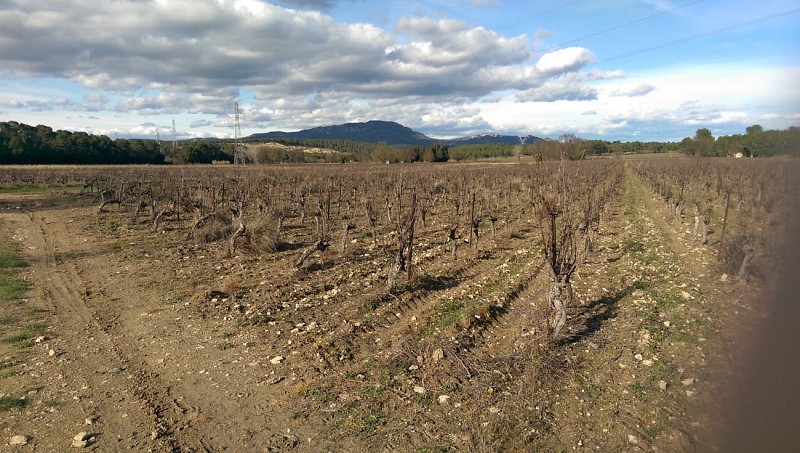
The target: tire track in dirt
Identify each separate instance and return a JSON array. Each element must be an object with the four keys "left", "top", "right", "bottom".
[
  {"left": 5, "top": 206, "right": 266, "bottom": 451},
  {"left": 54, "top": 211, "right": 328, "bottom": 451},
  {"left": 37, "top": 213, "right": 223, "bottom": 452},
  {"left": 3, "top": 210, "right": 175, "bottom": 451}
]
